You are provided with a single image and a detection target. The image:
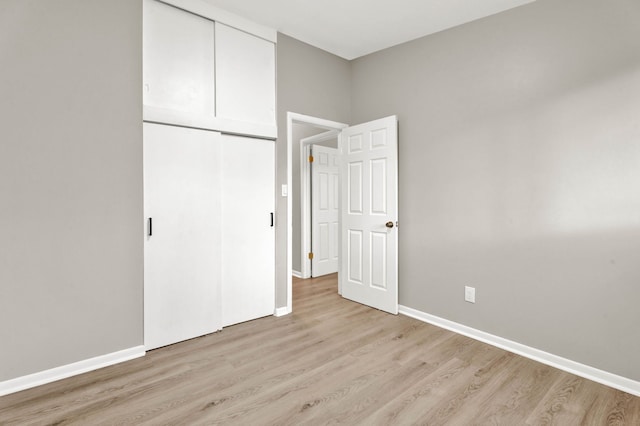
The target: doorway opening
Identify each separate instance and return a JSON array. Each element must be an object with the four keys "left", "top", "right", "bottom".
[
  {"left": 286, "top": 113, "right": 348, "bottom": 314},
  {"left": 285, "top": 113, "right": 399, "bottom": 316}
]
